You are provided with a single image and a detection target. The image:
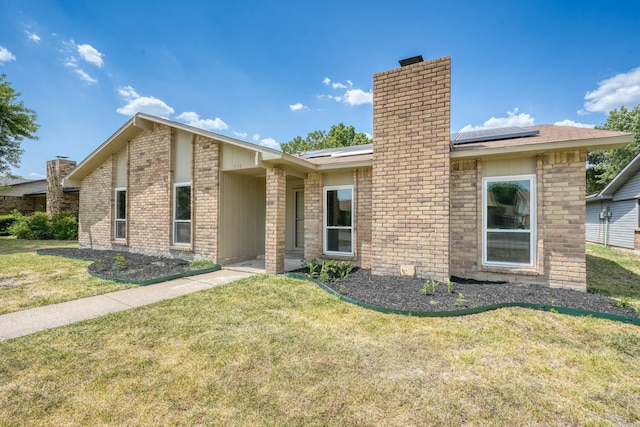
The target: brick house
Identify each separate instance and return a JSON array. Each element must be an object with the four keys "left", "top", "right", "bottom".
[{"left": 64, "top": 56, "right": 632, "bottom": 290}]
